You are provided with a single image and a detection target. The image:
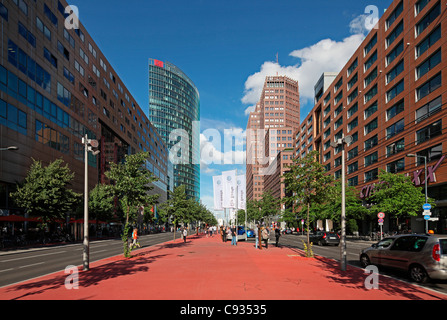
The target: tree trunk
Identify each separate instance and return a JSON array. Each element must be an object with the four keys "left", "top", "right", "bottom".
[{"left": 307, "top": 202, "right": 310, "bottom": 251}]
